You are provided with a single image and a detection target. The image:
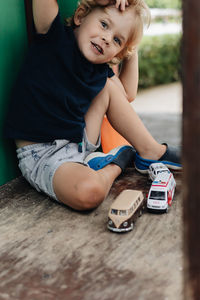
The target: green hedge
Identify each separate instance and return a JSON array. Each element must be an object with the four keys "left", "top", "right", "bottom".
[
  {"left": 138, "top": 34, "right": 181, "bottom": 89},
  {"left": 146, "top": 0, "right": 181, "bottom": 9}
]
